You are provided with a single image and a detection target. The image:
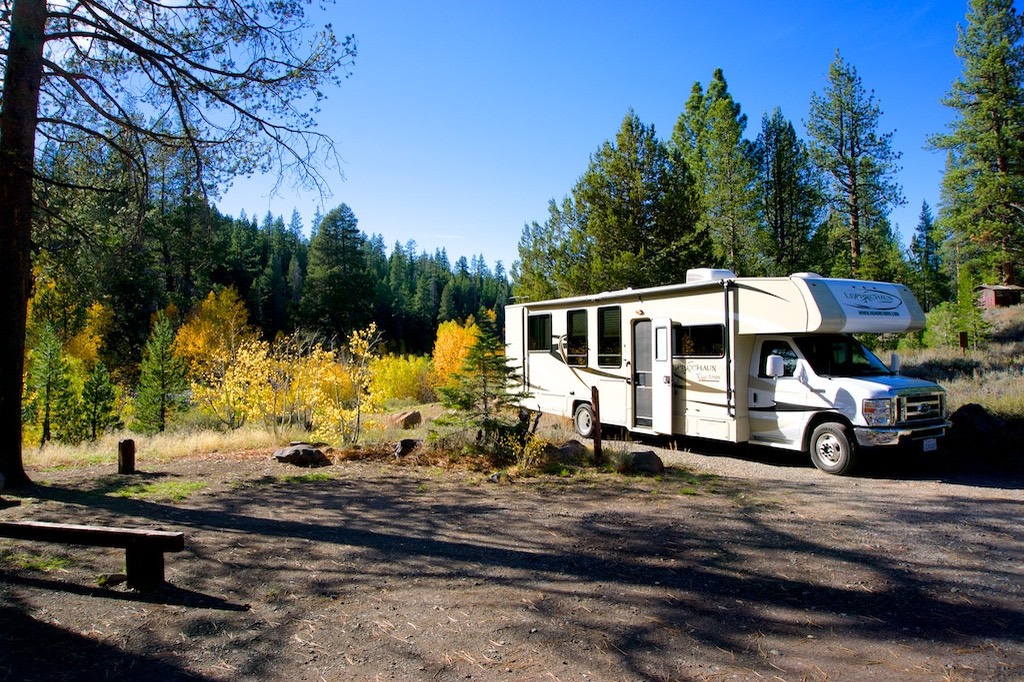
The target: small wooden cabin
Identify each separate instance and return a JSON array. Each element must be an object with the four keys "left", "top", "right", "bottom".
[{"left": 977, "top": 284, "right": 1024, "bottom": 309}]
